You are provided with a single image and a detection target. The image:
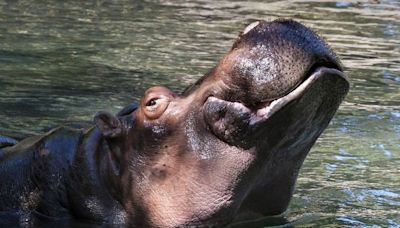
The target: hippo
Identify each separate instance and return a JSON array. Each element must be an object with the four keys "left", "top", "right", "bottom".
[
  {"left": 0, "top": 19, "right": 349, "bottom": 227},
  {"left": 0, "top": 135, "right": 18, "bottom": 148}
]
